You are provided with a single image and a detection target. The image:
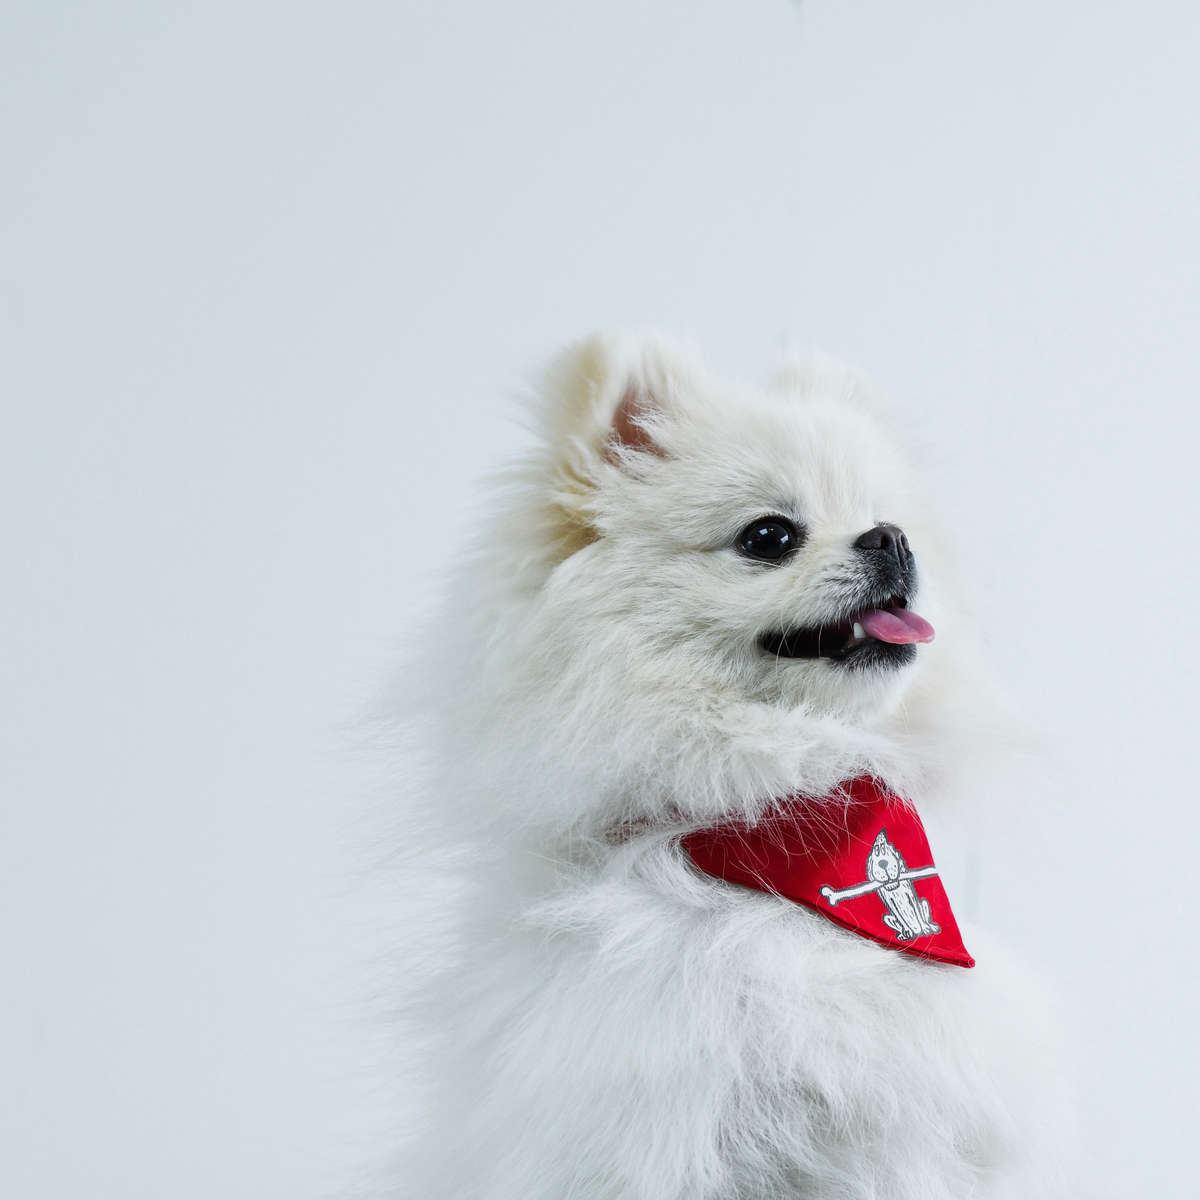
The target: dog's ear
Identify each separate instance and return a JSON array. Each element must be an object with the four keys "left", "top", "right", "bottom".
[
  {"left": 608, "top": 383, "right": 665, "bottom": 459},
  {"left": 769, "top": 344, "right": 921, "bottom": 459},
  {"left": 768, "top": 346, "right": 878, "bottom": 410},
  {"left": 529, "top": 331, "right": 699, "bottom": 562},
  {"left": 538, "top": 329, "right": 700, "bottom": 463}
]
